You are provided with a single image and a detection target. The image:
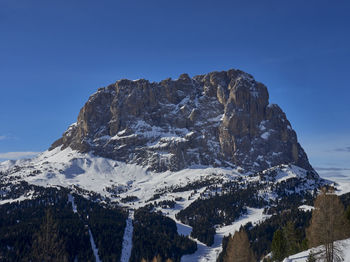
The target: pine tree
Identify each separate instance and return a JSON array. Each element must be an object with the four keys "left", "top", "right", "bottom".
[
  {"left": 32, "top": 208, "right": 68, "bottom": 262},
  {"left": 283, "top": 221, "right": 299, "bottom": 255},
  {"left": 306, "top": 251, "right": 316, "bottom": 262},
  {"left": 301, "top": 238, "right": 308, "bottom": 251},
  {"left": 307, "top": 188, "right": 350, "bottom": 262},
  {"left": 345, "top": 205, "right": 350, "bottom": 223},
  {"left": 271, "top": 228, "right": 287, "bottom": 261},
  {"left": 223, "top": 227, "right": 255, "bottom": 262}
]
